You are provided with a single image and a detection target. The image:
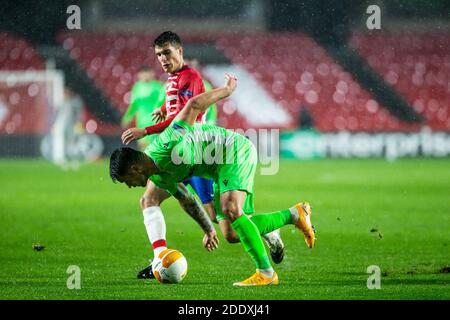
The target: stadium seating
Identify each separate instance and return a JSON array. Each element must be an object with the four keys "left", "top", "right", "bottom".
[
  {"left": 216, "top": 32, "right": 449, "bottom": 132},
  {"left": 0, "top": 33, "right": 48, "bottom": 135},
  {"left": 58, "top": 31, "right": 449, "bottom": 132},
  {"left": 59, "top": 32, "right": 162, "bottom": 113},
  {"left": 57, "top": 32, "right": 233, "bottom": 132},
  {"left": 350, "top": 32, "right": 449, "bottom": 132},
  {"left": 0, "top": 32, "right": 45, "bottom": 70}
]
